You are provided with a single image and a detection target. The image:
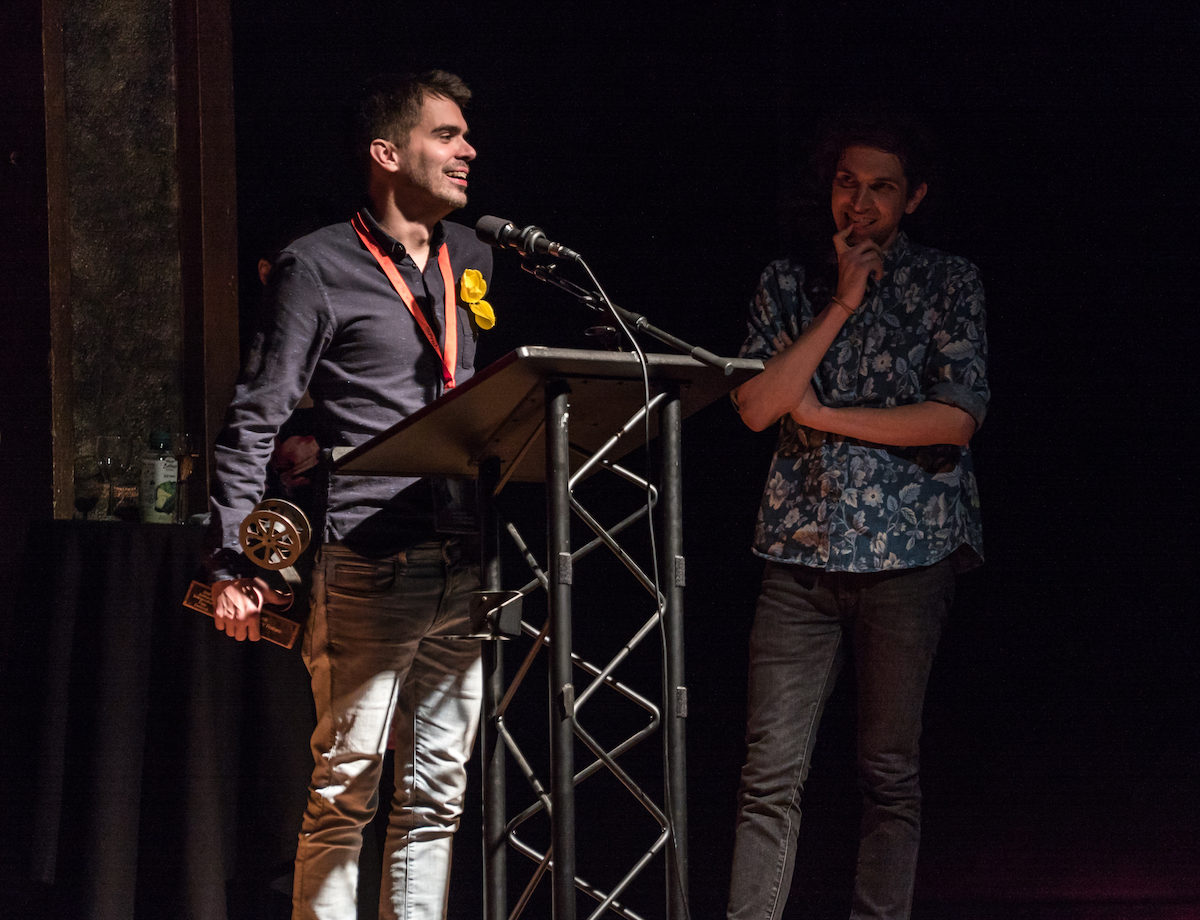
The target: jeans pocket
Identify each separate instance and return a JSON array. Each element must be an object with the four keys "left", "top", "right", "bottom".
[{"left": 328, "top": 558, "right": 397, "bottom": 597}]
